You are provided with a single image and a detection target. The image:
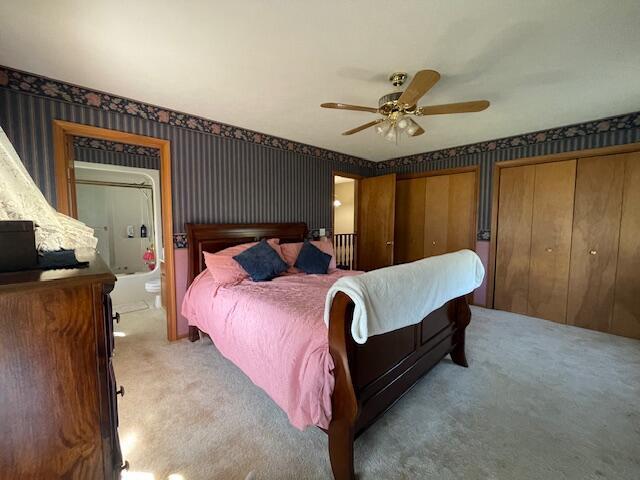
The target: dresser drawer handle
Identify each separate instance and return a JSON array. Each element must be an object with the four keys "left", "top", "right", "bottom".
[
  {"left": 113, "top": 312, "right": 120, "bottom": 324},
  {"left": 116, "top": 385, "right": 125, "bottom": 397},
  {"left": 120, "top": 460, "right": 130, "bottom": 471}
]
